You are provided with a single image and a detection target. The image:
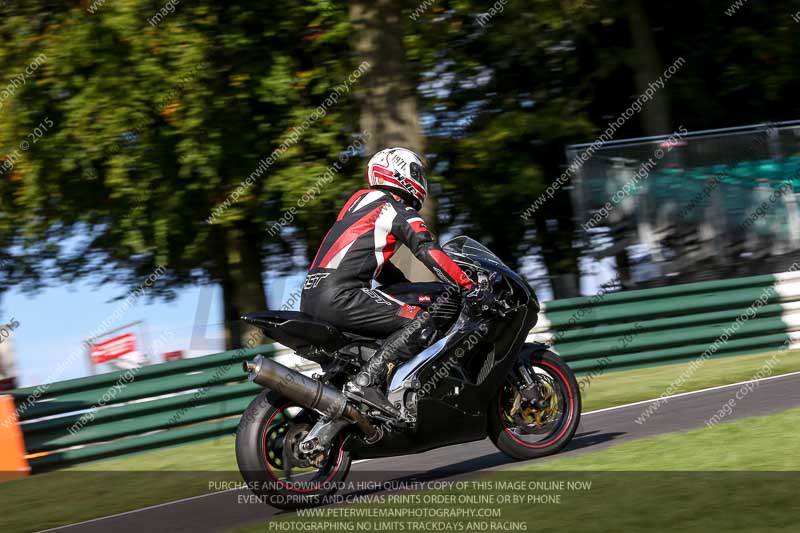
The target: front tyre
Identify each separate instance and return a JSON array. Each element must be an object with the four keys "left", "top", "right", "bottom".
[
  {"left": 488, "top": 345, "right": 581, "bottom": 461},
  {"left": 236, "top": 390, "right": 352, "bottom": 509}
]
